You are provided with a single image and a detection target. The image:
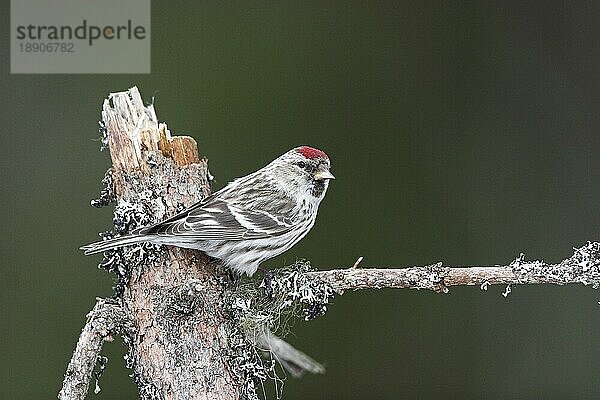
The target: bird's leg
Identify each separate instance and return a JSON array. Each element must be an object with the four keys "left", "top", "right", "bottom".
[
  {"left": 228, "top": 269, "right": 241, "bottom": 285},
  {"left": 211, "top": 258, "right": 240, "bottom": 287},
  {"left": 259, "top": 268, "right": 275, "bottom": 299}
]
